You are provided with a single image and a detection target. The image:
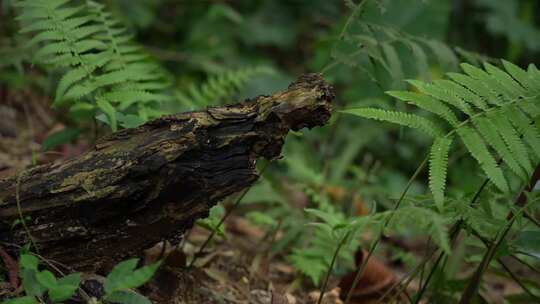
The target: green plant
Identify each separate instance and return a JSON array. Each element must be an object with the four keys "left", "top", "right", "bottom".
[
  {"left": 339, "top": 62, "right": 540, "bottom": 302},
  {"left": 344, "top": 61, "right": 540, "bottom": 209},
  {"left": 14, "top": 0, "right": 172, "bottom": 131},
  {"left": 196, "top": 204, "right": 226, "bottom": 237},
  {"left": 2, "top": 251, "right": 160, "bottom": 304},
  {"left": 3, "top": 253, "right": 81, "bottom": 304},
  {"left": 174, "top": 66, "right": 275, "bottom": 111},
  {"left": 102, "top": 258, "right": 161, "bottom": 304},
  {"left": 289, "top": 206, "right": 361, "bottom": 286}
]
